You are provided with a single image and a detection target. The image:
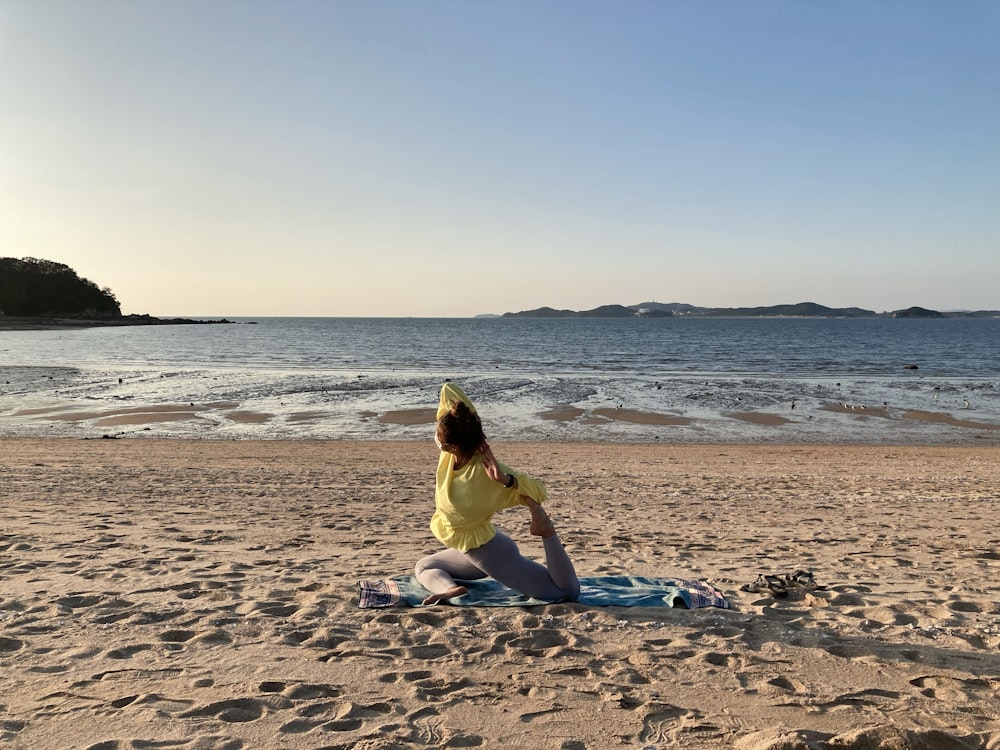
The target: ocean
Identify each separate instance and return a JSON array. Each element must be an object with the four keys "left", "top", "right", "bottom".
[{"left": 1, "top": 316, "right": 998, "bottom": 444}]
